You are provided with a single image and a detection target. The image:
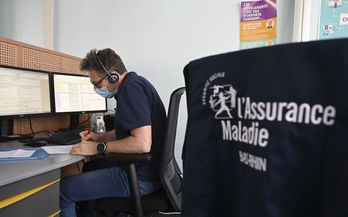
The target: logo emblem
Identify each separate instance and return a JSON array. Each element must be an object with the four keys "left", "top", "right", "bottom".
[{"left": 208, "top": 85, "right": 237, "bottom": 119}]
